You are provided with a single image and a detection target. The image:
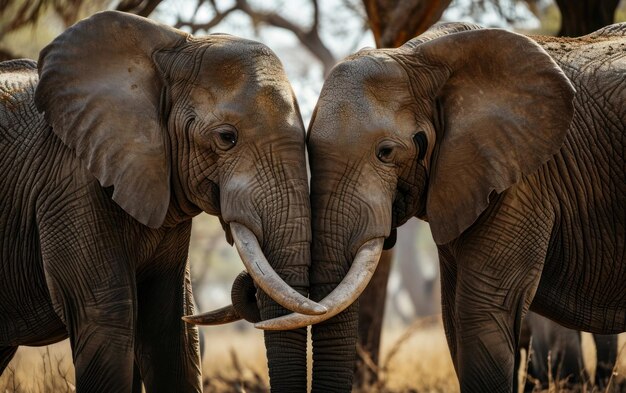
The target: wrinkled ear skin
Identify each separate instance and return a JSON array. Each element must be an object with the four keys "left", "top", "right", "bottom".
[
  {"left": 404, "top": 28, "right": 575, "bottom": 244},
  {"left": 35, "top": 11, "right": 188, "bottom": 228}
]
